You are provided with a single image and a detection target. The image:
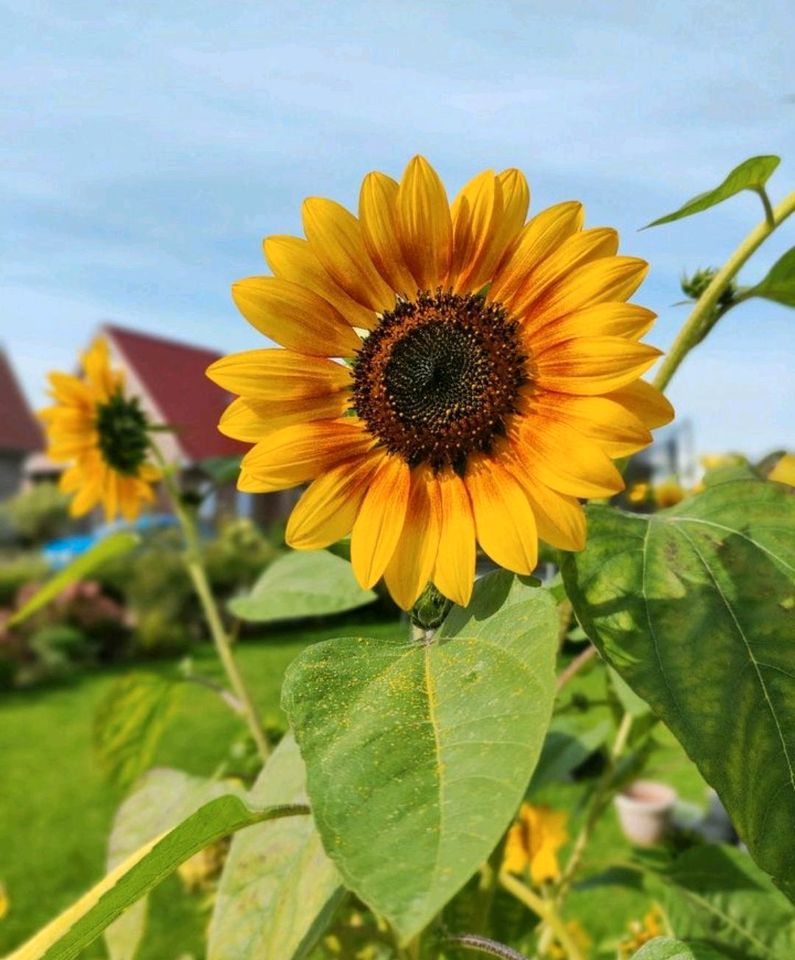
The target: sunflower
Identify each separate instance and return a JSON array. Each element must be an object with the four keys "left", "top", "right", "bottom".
[
  {"left": 208, "top": 157, "right": 673, "bottom": 609},
  {"left": 502, "top": 803, "right": 569, "bottom": 885},
  {"left": 40, "top": 337, "right": 159, "bottom": 521}
]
